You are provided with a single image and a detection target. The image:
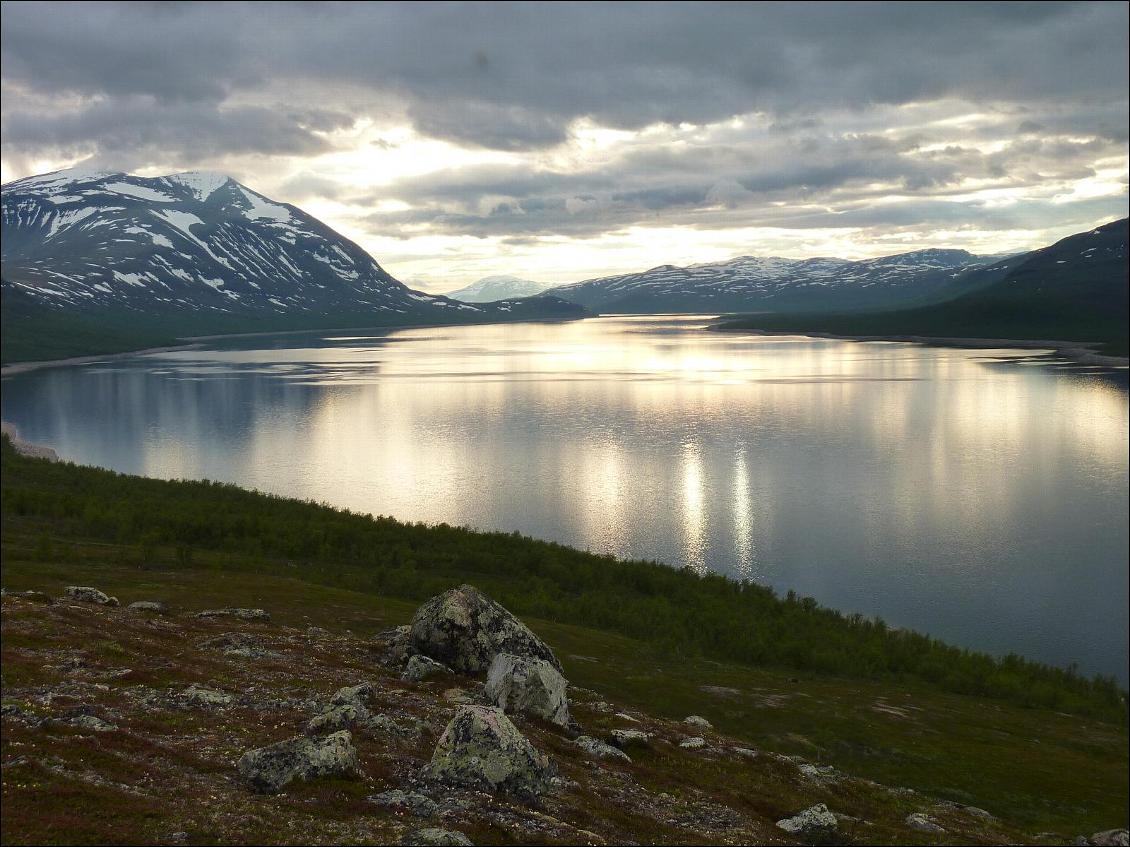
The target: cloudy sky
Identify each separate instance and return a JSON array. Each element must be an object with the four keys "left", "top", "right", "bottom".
[{"left": 2, "top": 2, "right": 1127, "bottom": 292}]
